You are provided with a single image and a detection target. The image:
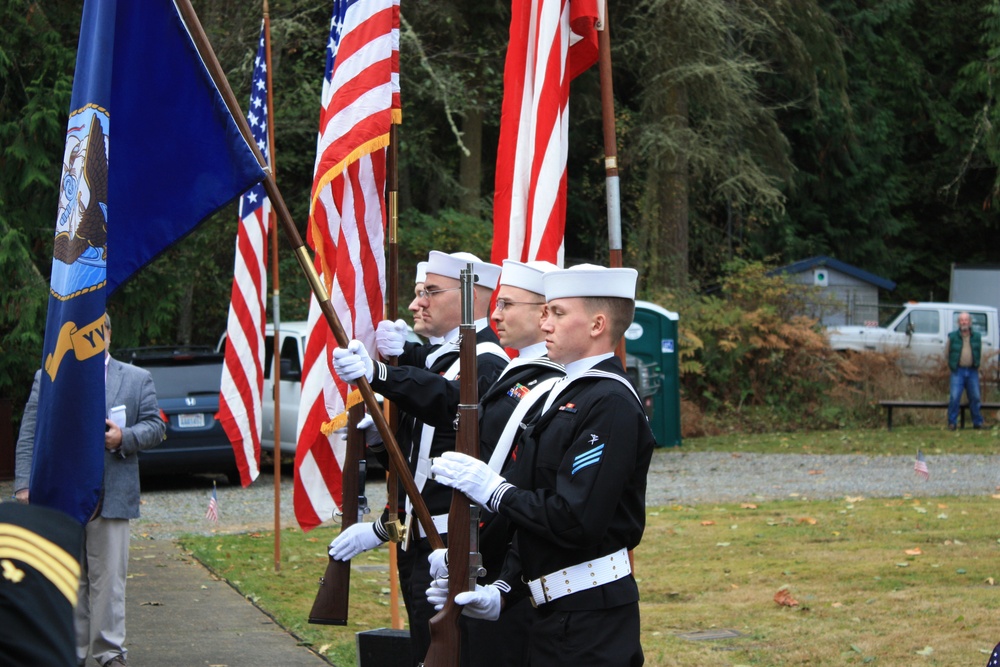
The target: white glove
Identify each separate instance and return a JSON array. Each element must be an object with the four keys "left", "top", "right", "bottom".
[
  {"left": 332, "top": 340, "right": 374, "bottom": 384},
  {"left": 430, "top": 451, "right": 506, "bottom": 507},
  {"left": 375, "top": 319, "right": 408, "bottom": 358},
  {"left": 426, "top": 576, "right": 449, "bottom": 609},
  {"left": 328, "top": 522, "right": 385, "bottom": 561},
  {"left": 428, "top": 548, "right": 449, "bottom": 580},
  {"left": 356, "top": 413, "right": 382, "bottom": 446},
  {"left": 426, "top": 579, "right": 502, "bottom": 621},
  {"left": 456, "top": 584, "right": 502, "bottom": 620}
]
